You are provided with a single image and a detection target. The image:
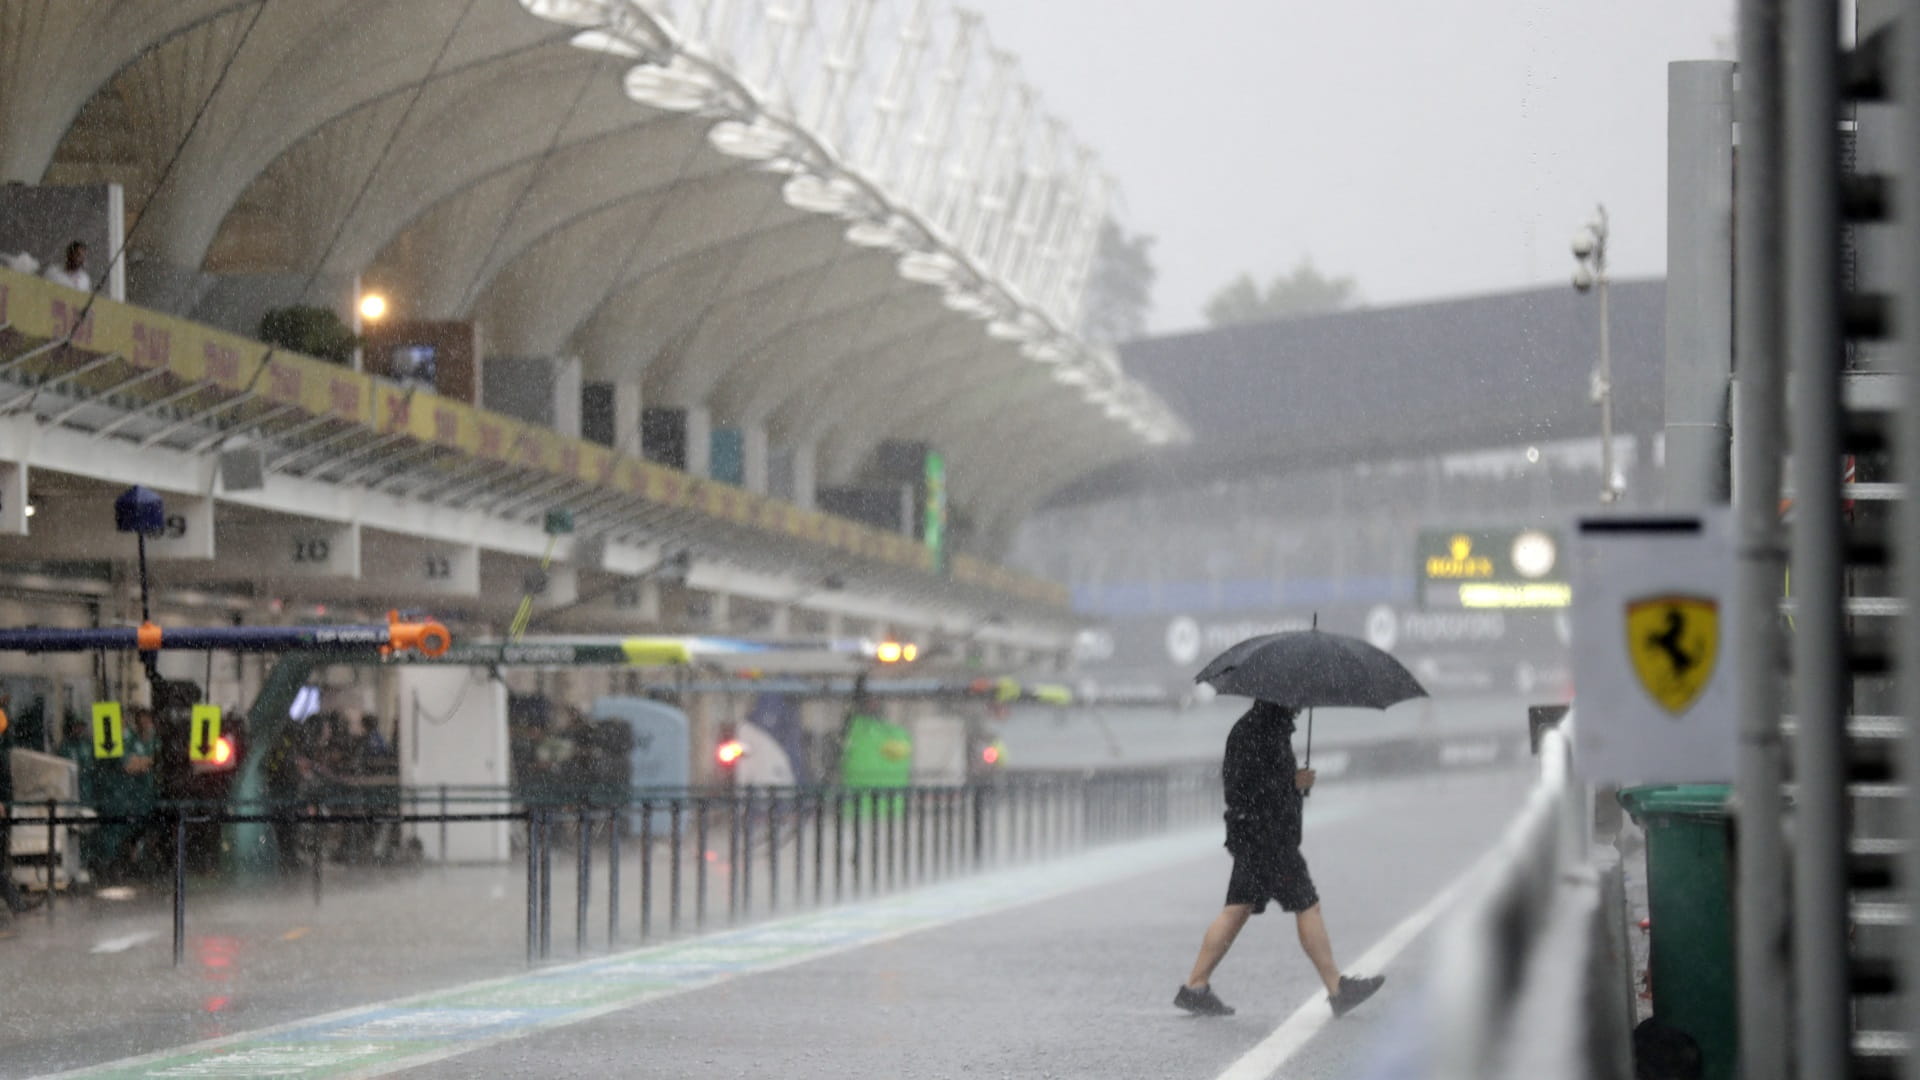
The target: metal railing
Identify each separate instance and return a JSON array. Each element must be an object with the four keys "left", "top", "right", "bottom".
[
  {"left": 4, "top": 765, "right": 1221, "bottom": 969},
  {"left": 1423, "top": 719, "right": 1635, "bottom": 1079}
]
